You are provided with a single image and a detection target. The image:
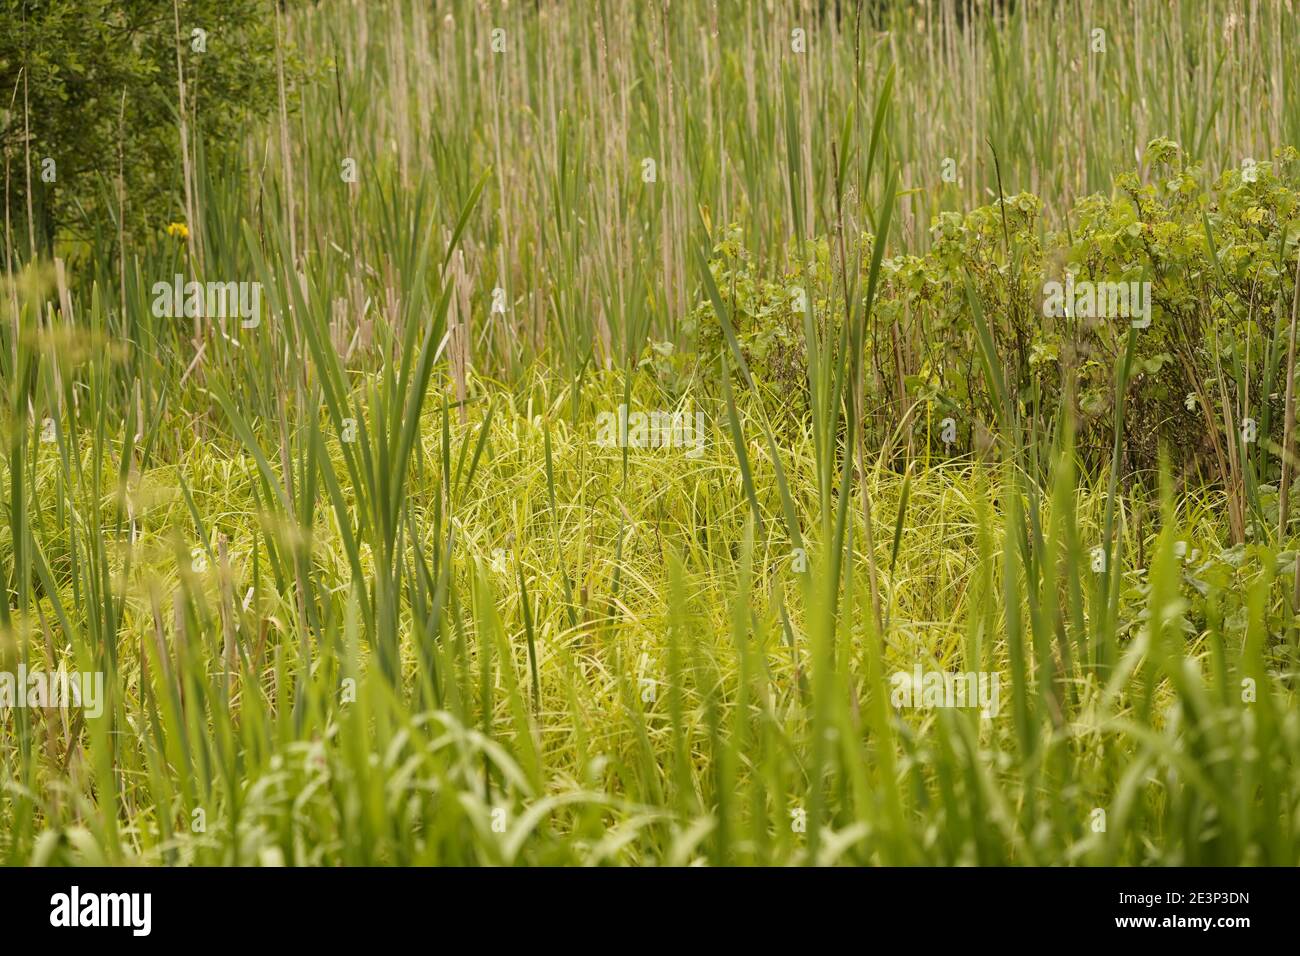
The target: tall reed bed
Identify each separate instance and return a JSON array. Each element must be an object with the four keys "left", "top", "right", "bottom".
[{"left": 0, "top": 0, "right": 1297, "bottom": 865}]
